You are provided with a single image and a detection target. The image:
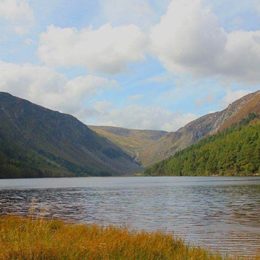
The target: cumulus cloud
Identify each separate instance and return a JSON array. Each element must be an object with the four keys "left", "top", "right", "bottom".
[
  {"left": 0, "top": 0, "right": 34, "bottom": 34},
  {"left": 0, "top": 61, "right": 117, "bottom": 116},
  {"left": 150, "top": 0, "right": 260, "bottom": 84},
  {"left": 38, "top": 24, "right": 147, "bottom": 74},
  {"left": 37, "top": 0, "right": 260, "bottom": 83},
  {"left": 0, "top": 61, "right": 196, "bottom": 131},
  {"left": 91, "top": 102, "right": 197, "bottom": 131},
  {"left": 151, "top": 0, "right": 226, "bottom": 74}
]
